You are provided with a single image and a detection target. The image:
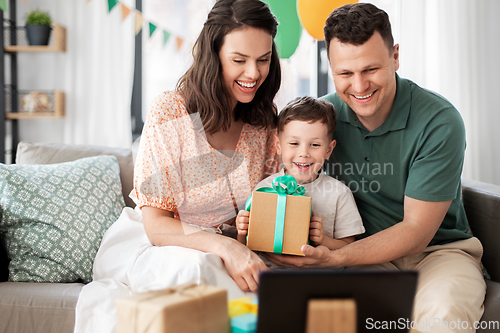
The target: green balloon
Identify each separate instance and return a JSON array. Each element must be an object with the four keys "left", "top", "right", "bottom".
[{"left": 263, "top": 0, "right": 302, "bottom": 59}]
